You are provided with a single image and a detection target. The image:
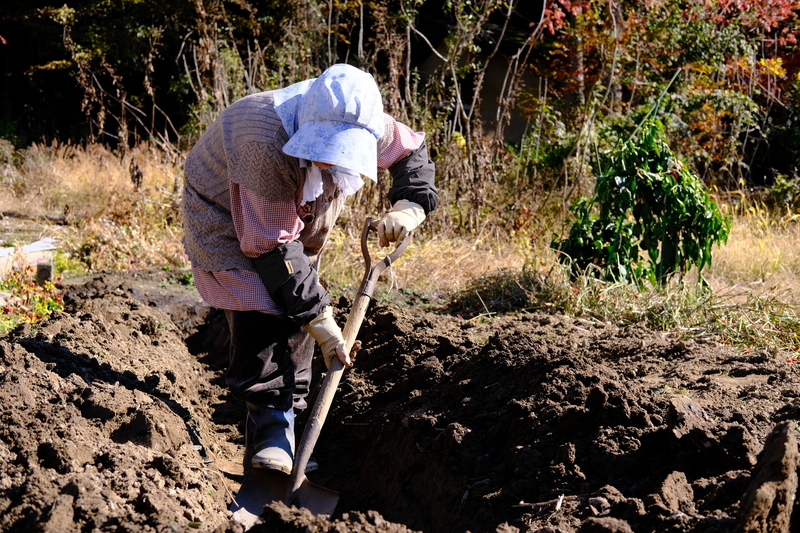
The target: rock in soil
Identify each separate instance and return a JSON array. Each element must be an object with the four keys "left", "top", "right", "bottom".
[
  {"left": 1, "top": 269, "right": 800, "bottom": 533},
  {"left": 734, "top": 421, "right": 797, "bottom": 533}
]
